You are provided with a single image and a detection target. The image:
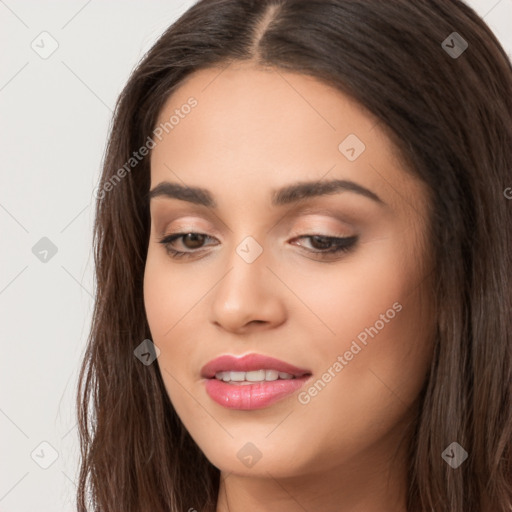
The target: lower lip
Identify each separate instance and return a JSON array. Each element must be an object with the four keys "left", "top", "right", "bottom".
[{"left": 204, "top": 376, "right": 311, "bottom": 410}]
